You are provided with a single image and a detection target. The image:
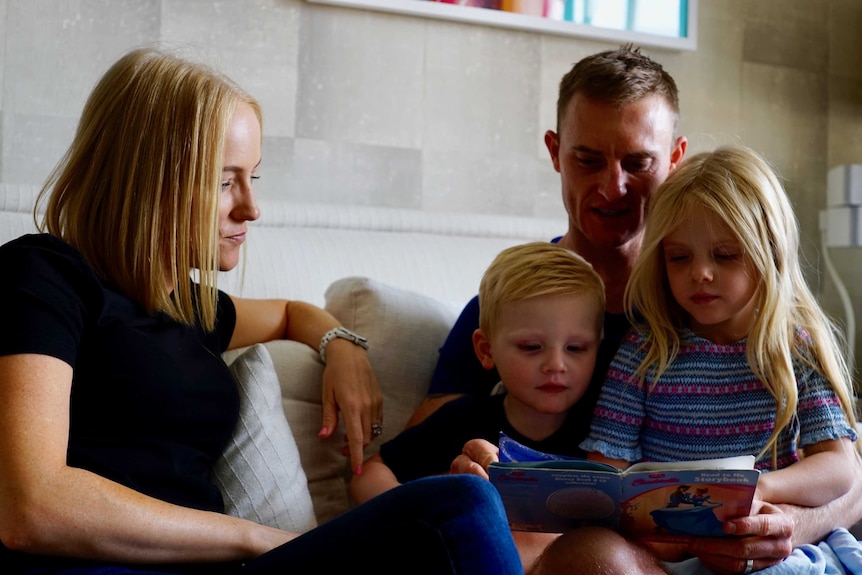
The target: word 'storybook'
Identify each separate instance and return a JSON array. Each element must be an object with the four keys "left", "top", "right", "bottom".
[{"left": 488, "top": 434, "right": 760, "bottom": 541}]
